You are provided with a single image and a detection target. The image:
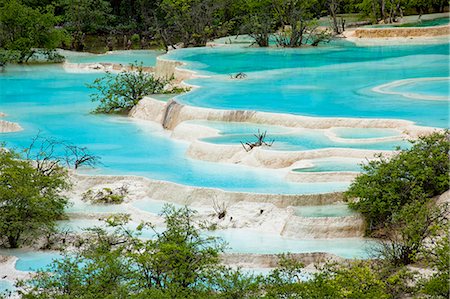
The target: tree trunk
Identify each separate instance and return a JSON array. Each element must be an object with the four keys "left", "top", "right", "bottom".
[{"left": 329, "top": 0, "right": 340, "bottom": 34}]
